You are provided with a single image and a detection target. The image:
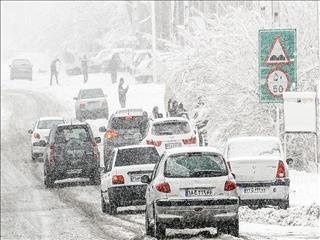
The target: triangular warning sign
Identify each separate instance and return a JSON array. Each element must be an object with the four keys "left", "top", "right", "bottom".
[{"left": 265, "top": 36, "right": 291, "bottom": 66}]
